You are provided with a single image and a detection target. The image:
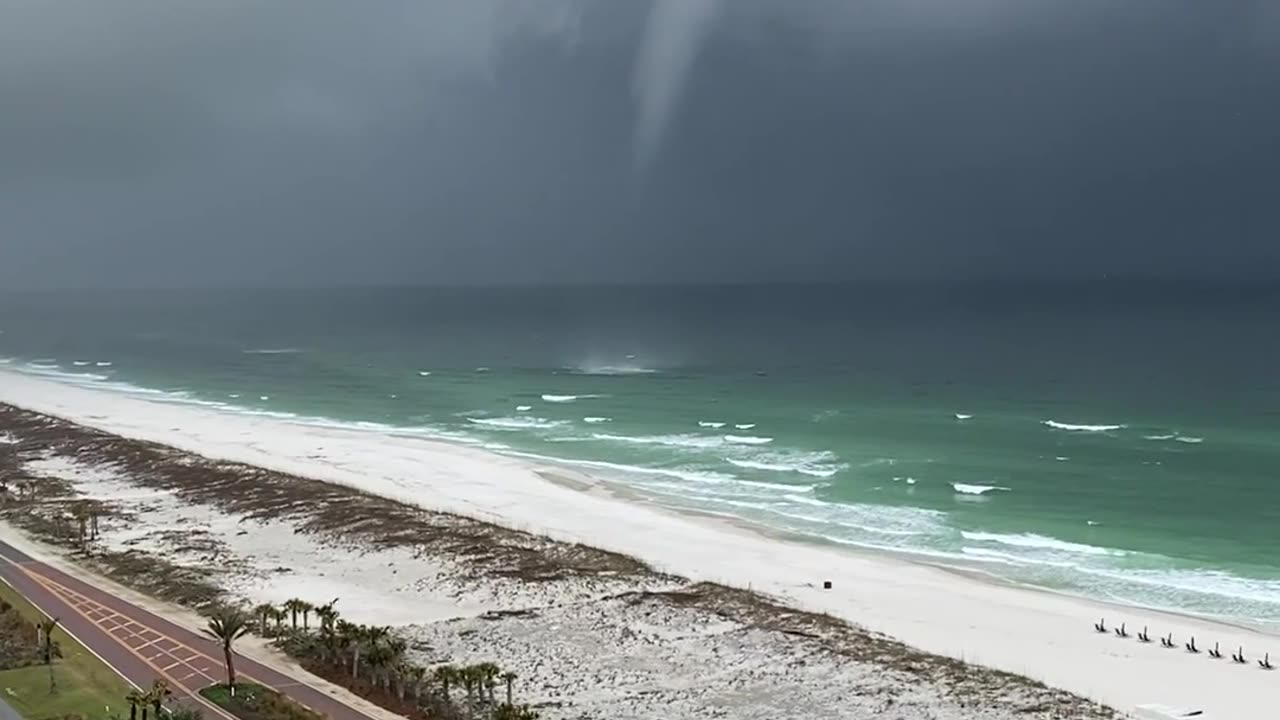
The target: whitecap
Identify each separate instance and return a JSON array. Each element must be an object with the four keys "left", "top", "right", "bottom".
[
  {"left": 583, "top": 417, "right": 611, "bottom": 424},
  {"left": 475, "top": 367, "right": 490, "bottom": 372},
  {"left": 724, "top": 435, "right": 774, "bottom": 445},
  {"left": 516, "top": 405, "right": 533, "bottom": 412},
  {"left": 1144, "top": 434, "right": 1176, "bottom": 441},
  {"left": 1042, "top": 420, "right": 1124, "bottom": 432},
  {"left": 95, "top": 362, "right": 113, "bottom": 367},
  {"left": 905, "top": 477, "right": 917, "bottom": 485},
  {"left": 243, "top": 348, "right": 301, "bottom": 355},
  {"left": 954, "top": 413, "right": 973, "bottom": 420},
  {"left": 1055, "top": 456, "right": 1070, "bottom": 461},
  {"left": 1175, "top": 436, "right": 1204, "bottom": 444},
  {"left": 698, "top": 421, "right": 726, "bottom": 428},
  {"left": 73, "top": 361, "right": 91, "bottom": 366},
  {"left": 734, "top": 423, "right": 756, "bottom": 430},
  {"left": 726, "top": 452, "right": 844, "bottom": 478},
  {"left": 542, "top": 394, "right": 600, "bottom": 403},
  {"left": 228, "top": 394, "right": 241, "bottom": 399},
  {"left": 591, "top": 432, "right": 724, "bottom": 449},
  {"left": 417, "top": 371, "right": 432, "bottom": 377},
  {"left": 259, "top": 395, "right": 270, "bottom": 401},
  {"left": 1086, "top": 520, "right": 1101, "bottom": 526},
  {"left": 960, "top": 530, "right": 1125, "bottom": 557},
  {"left": 951, "top": 483, "right": 1010, "bottom": 495},
  {"left": 469, "top": 417, "right": 566, "bottom": 430},
  {"left": 571, "top": 364, "right": 658, "bottom": 376}
]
